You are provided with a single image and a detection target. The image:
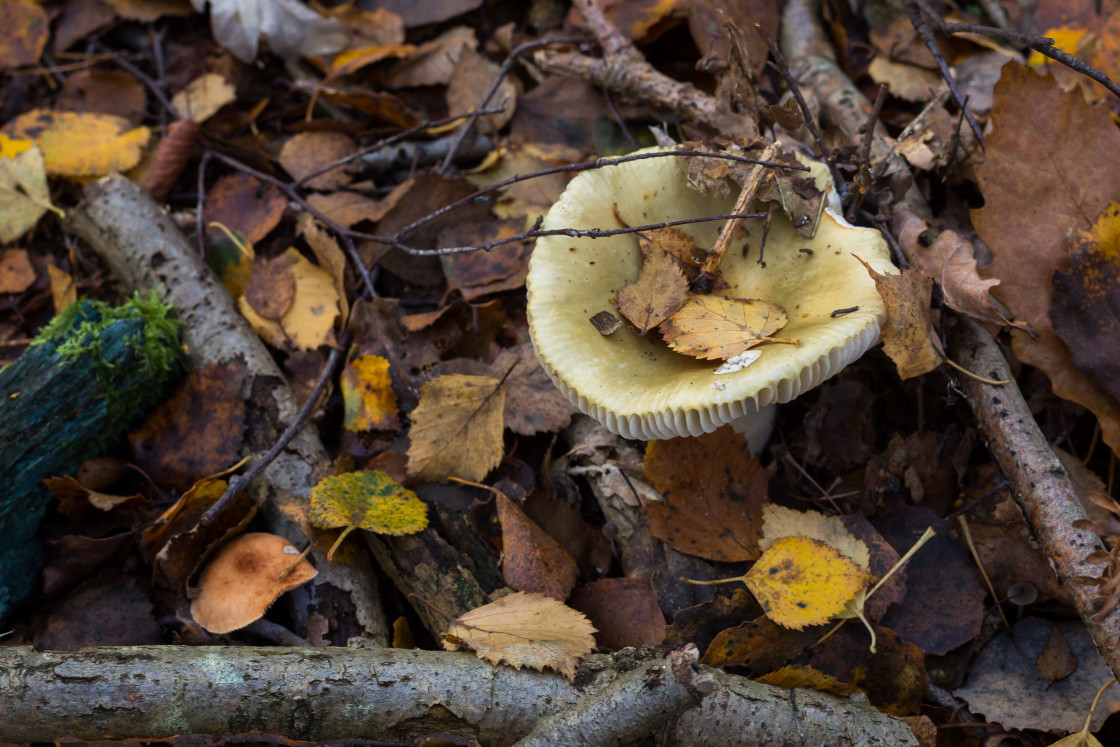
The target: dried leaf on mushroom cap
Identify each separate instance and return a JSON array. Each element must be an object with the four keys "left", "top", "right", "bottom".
[
  {"left": 526, "top": 147, "right": 896, "bottom": 441},
  {"left": 190, "top": 532, "right": 317, "bottom": 634}
]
